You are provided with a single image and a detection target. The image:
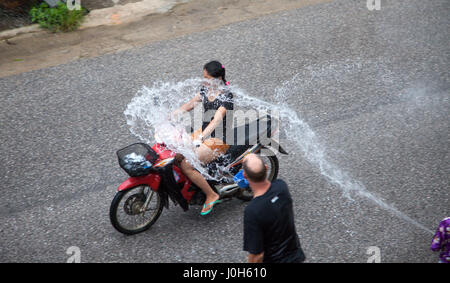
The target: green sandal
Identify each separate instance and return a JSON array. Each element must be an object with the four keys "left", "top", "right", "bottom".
[{"left": 200, "top": 199, "right": 222, "bottom": 216}]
